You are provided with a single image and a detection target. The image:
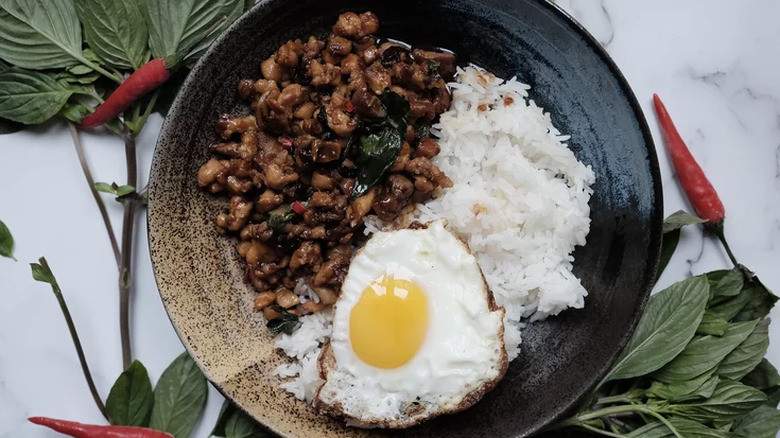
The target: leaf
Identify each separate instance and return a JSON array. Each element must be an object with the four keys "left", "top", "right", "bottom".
[
  {"left": 30, "top": 261, "right": 57, "bottom": 286},
  {"left": 115, "top": 185, "right": 136, "bottom": 197},
  {"left": 733, "top": 278, "right": 778, "bottom": 322},
  {"left": 709, "top": 285, "right": 757, "bottom": 322},
  {"left": 606, "top": 276, "right": 709, "bottom": 381},
  {"left": 224, "top": 410, "right": 272, "bottom": 438},
  {"left": 60, "top": 101, "right": 92, "bottom": 123},
  {"left": 662, "top": 210, "right": 707, "bottom": 233},
  {"left": 627, "top": 418, "right": 731, "bottom": 438},
  {"left": 95, "top": 182, "right": 136, "bottom": 197},
  {"left": 707, "top": 268, "right": 744, "bottom": 300},
  {"left": 106, "top": 360, "right": 154, "bottom": 427},
  {"left": 0, "top": 219, "right": 15, "bottom": 260},
  {"left": 141, "top": 0, "right": 240, "bottom": 63},
  {"left": 0, "top": 0, "right": 83, "bottom": 69},
  {"left": 653, "top": 320, "right": 757, "bottom": 383},
  {"left": 74, "top": 0, "right": 149, "bottom": 69},
  {"left": 667, "top": 379, "right": 767, "bottom": 422},
  {"left": 352, "top": 91, "right": 409, "bottom": 199},
  {"left": 646, "top": 372, "right": 719, "bottom": 402},
  {"left": 183, "top": 0, "right": 245, "bottom": 65},
  {"left": 656, "top": 229, "right": 680, "bottom": 281},
  {"left": 742, "top": 359, "right": 780, "bottom": 390},
  {"left": 149, "top": 352, "right": 208, "bottom": 438},
  {"left": 0, "top": 69, "right": 77, "bottom": 124},
  {"left": 211, "top": 400, "right": 236, "bottom": 437},
  {"left": 696, "top": 311, "right": 729, "bottom": 336},
  {"left": 718, "top": 319, "right": 769, "bottom": 380},
  {"left": 266, "top": 305, "right": 299, "bottom": 335},
  {"left": 733, "top": 405, "right": 780, "bottom": 438}
]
